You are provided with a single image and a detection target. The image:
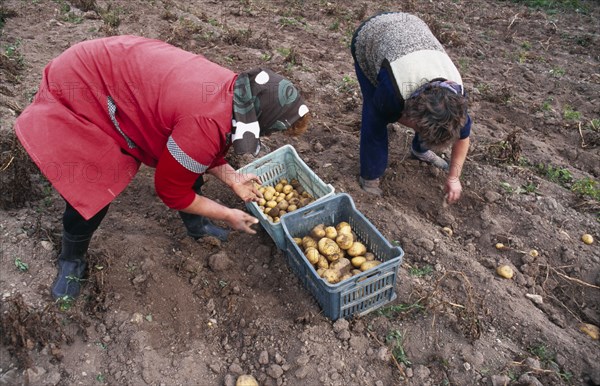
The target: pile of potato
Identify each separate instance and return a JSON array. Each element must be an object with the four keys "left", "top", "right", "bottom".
[
  {"left": 256, "top": 178, "right": 315, "bottom": 223},
  {"left": 293, "top": 222, "right": 381, "bottom": 284}
]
